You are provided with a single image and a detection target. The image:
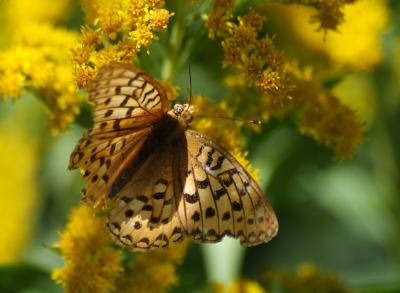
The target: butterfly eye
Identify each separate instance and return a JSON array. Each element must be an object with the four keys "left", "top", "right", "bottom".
[{"left": 173, "top": 104, "right": 184, "bottom": 115}]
